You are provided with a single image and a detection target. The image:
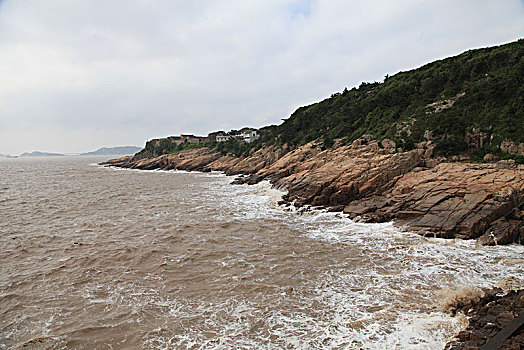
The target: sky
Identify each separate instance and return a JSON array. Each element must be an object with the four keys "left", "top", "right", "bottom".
[{"left": 0, "top": 0, "right": 523, "bottom": 155}]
